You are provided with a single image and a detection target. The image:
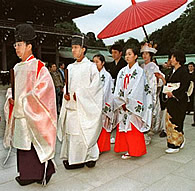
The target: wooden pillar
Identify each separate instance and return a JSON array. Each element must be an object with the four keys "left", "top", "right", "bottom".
[
  {"left": 2, "top": 41, "right": 7, "bottom": 71},
  {"left": 36, "top": 44, "right": 42, "bottom": 59}
]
